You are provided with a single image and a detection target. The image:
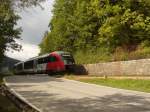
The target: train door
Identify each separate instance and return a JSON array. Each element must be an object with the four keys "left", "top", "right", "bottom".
[
  {"left": 46, "top": 55, "right": 62, "bottom": 72},
  {"left": 37, "top": 58, "right": 47, "bottom": 73},
  {"left": 33, "top": 59, "right": 38, "bottom": 73}
]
